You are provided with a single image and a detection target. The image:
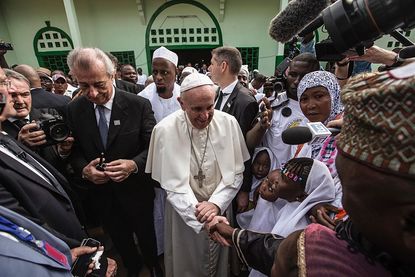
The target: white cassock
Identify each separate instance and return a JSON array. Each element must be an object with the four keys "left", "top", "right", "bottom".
[
  {"left": 146, "top": 109, "right": 250, "bottom": 277},
  {"left": 139, "top": 82, "right": 181, "bottom": 255}
]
